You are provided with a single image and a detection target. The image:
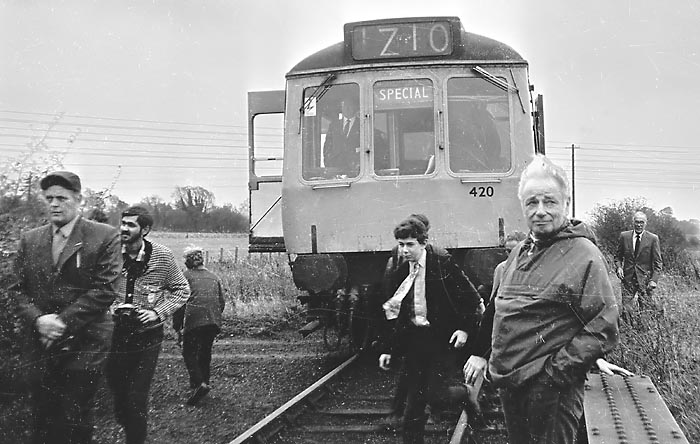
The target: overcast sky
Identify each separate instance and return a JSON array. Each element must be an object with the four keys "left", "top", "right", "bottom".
[{"left": 1, "top": 0, "right": 699, "bottom": 221}]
